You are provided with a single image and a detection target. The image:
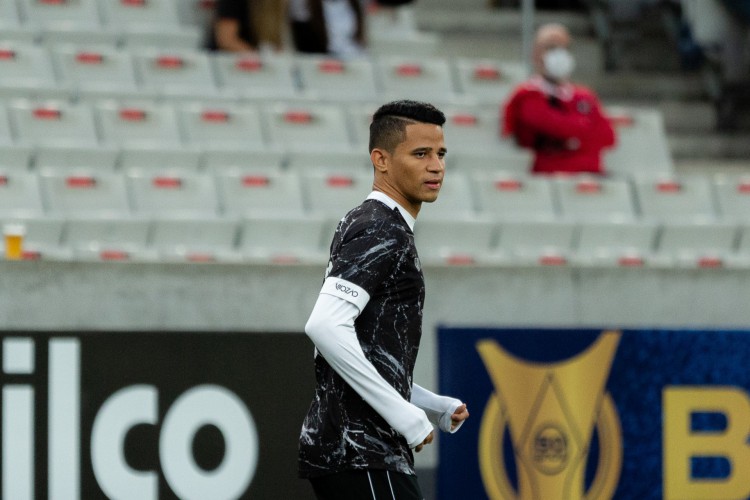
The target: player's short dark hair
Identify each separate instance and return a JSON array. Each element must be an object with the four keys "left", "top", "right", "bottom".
[{"left": 369, "top": 100, "right": 446, "bottom": 153}]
